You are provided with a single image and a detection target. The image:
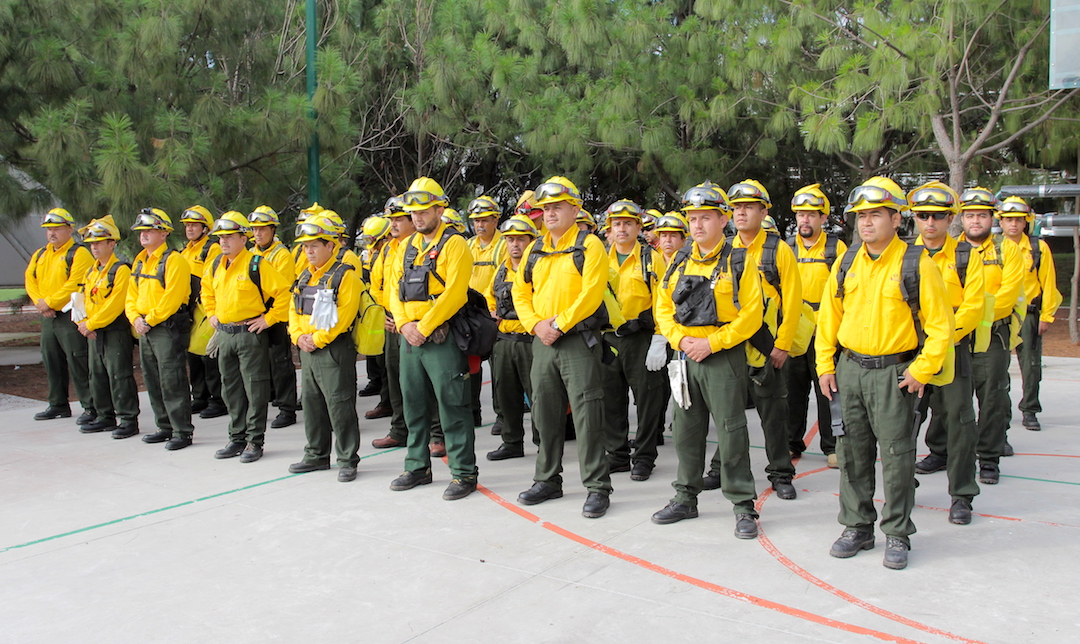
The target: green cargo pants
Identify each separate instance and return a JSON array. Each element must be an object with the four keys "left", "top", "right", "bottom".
[
  {"left": 490, "top": 335, "right": 534, "bottom": 450},
  {"left": 670, "top": 345, "right": 757, "bottom": 516},
  {"left": 386, "top": 327, "right": 442, "bottom": 444},
  {"left": 141, "top": 323, "right": 194, "bottom": 438},
  {"left": 298, "top": 334, "right": 360, "bottom": 467},
  {"left": 41, "top": 311, "right": 93, "bottom": 412},
  {"left": 87, "top": 323, "right": 139, "bottom": 426},
  {"left": 602, "top": 329, "right": 667, "bottom": 468},
  {"left": 530, "top": 332, "right": 611, "bottom": 495},
  {"left": 1016, "top": 310, "right": 1043, "bottom": 415},
  {"left": 835, "top": 354, "right": 917, "bottom": 545},
  {"left": 924, "top": 343, "right": 980, "bottom": 503},
  {"left": 399, "top": 334, "right": 477, "bottom": 480},
  {"left": 218, "top": 329, "right": 273, "bottom": 446}
]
